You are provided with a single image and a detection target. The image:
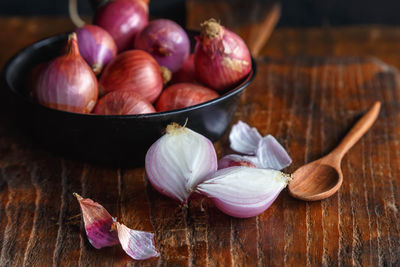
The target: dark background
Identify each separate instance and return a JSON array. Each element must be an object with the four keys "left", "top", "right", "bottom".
[{"left": 1, "top": 0, "right": 400, "bottom": 27}]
